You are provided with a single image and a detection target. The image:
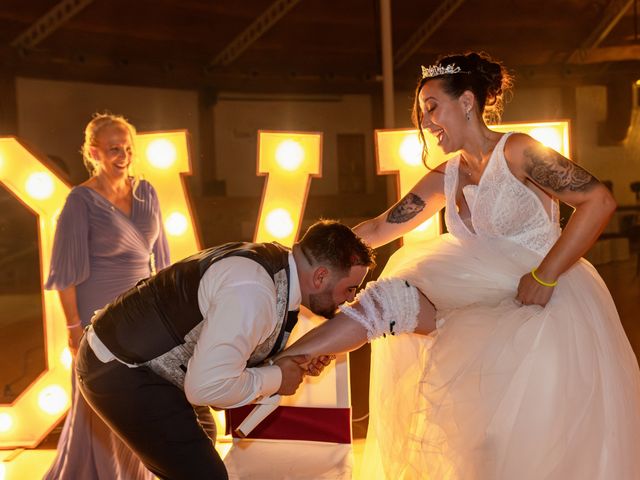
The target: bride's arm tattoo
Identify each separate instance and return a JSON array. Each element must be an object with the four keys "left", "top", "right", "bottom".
[
  {"left": 386, "top": 193, "right": 426, "bottom": 223},
  {"left": 523, "top": 146, "right": 597, "bottom": 193}
]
